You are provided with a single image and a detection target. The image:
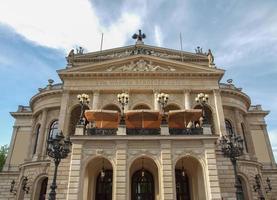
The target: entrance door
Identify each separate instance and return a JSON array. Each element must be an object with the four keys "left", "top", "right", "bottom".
[
  {"left": 39, "top": 177, "right": 48, "bottom": 200},
  {"left": 132, "top": 169, "right": 154, "bottom": 200},
  {"left": 95, "top": 170, "right": 113, "bottom": 200},
  {"left": 175, "top": 169, "right": 190, "bottom": 200}
]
